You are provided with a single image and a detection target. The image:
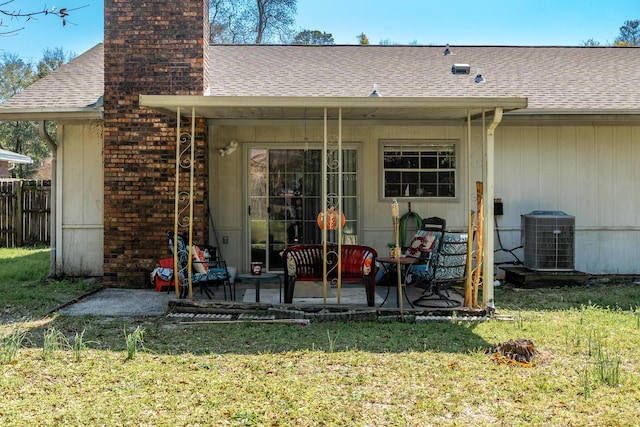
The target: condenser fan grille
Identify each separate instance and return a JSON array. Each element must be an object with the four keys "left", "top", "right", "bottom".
[{"left": 521, "top": 211, "right": 575, "bottom": 271}]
